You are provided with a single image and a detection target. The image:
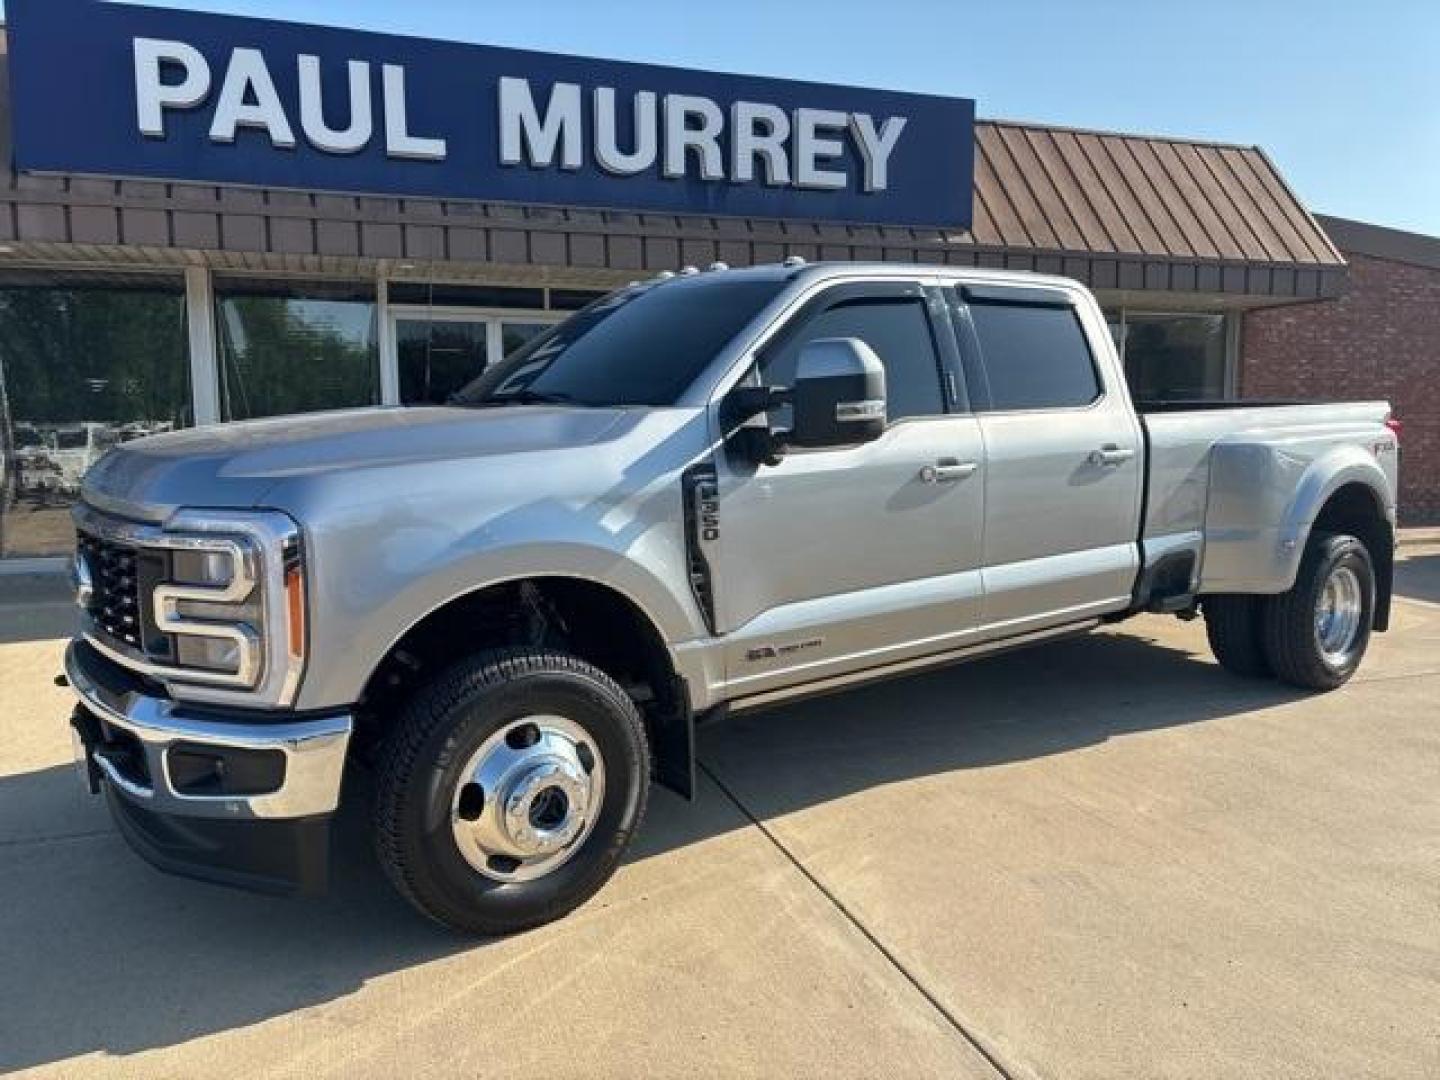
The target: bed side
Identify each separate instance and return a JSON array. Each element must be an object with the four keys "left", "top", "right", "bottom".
[{"left": 1142, "top": 401, "right": 1396, "bottom": 600}]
